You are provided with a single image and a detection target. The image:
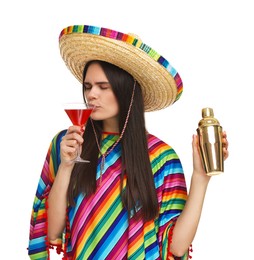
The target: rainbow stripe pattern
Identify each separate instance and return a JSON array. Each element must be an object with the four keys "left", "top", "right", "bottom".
[
  {"left": 28, "top": 131, "right": 188, "bottom": 259},
  {"left": 59, "top": 25, "right": 183, "bottom": 102}
]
